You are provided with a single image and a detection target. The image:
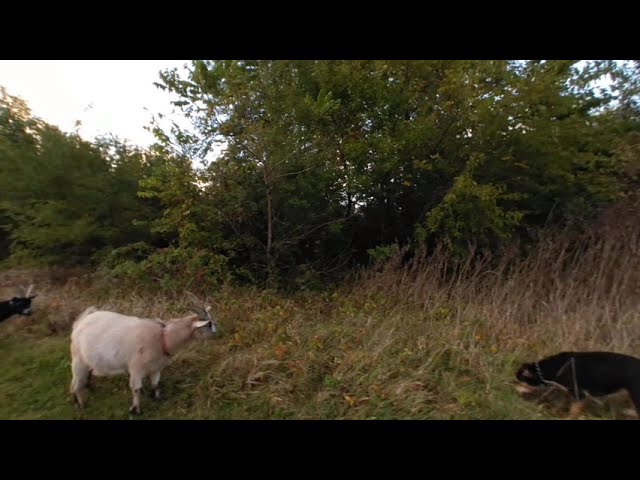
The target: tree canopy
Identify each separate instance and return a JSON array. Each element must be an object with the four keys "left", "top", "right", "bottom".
[{"left": 1, "top": 61, "right": 639, "bottom": 287}]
